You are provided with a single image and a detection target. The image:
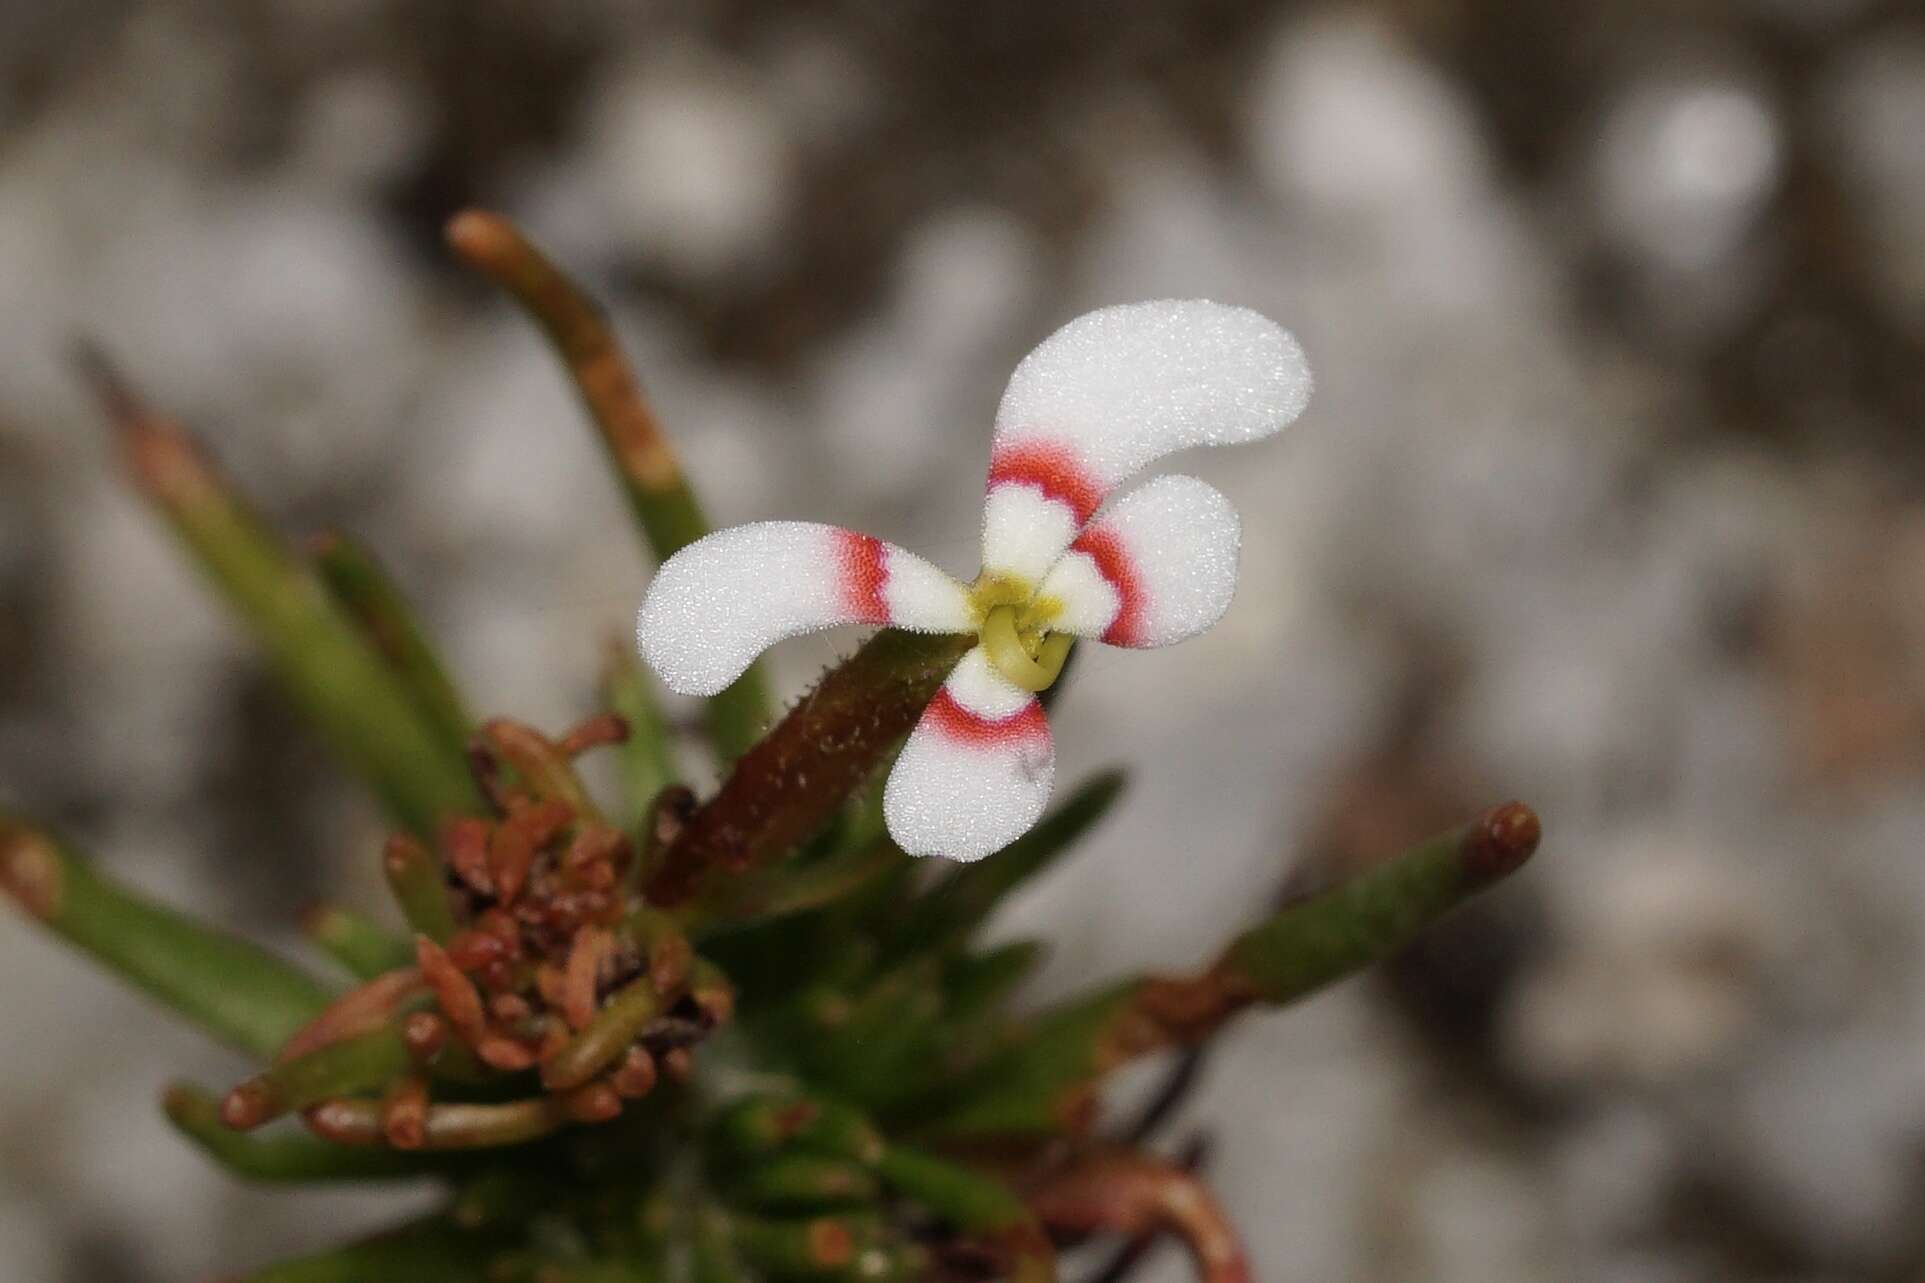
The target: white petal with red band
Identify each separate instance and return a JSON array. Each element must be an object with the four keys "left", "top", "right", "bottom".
[
  {"left": 980, "top": 483, "right": 1084, "bottom": 586},
  {"left": 637, "top": 521, "right": 972, "bottom": 696},
  {"left": 1037, "top": 475, "right": 1241, "bottom": 648},
  {"left": 883, "top": 646, "right": 1055, "bottom": 861},
  {"left": 980, "top": 300, "right": 1309, "bottom": 579}
]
